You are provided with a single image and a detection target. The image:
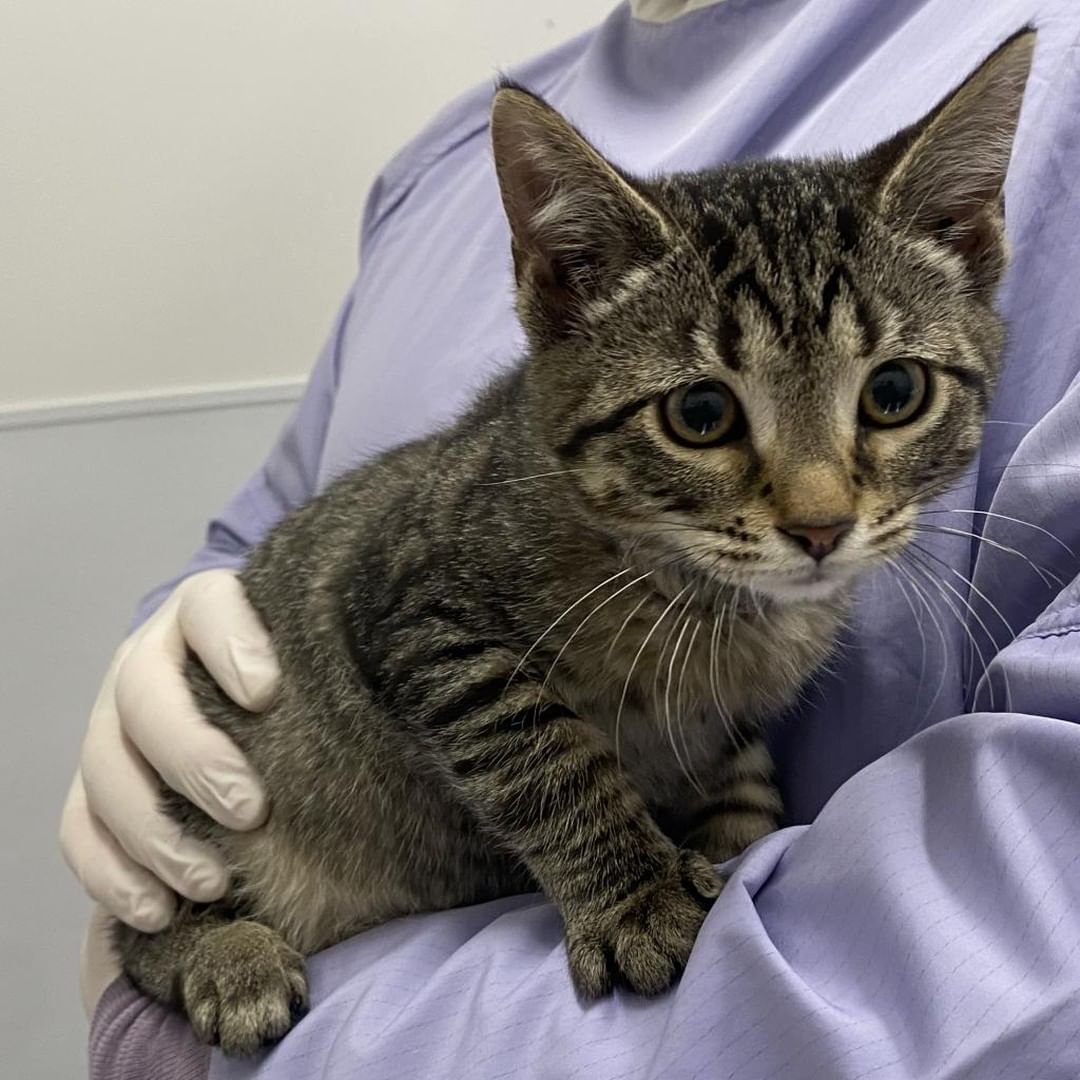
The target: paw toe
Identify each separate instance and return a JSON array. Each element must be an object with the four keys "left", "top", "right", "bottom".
[
  {"left": 567, "top": 936, "right": 613, "bottom": 1000},
  {"left": 181, "top": 923, "right": 309, "bottom": 1056}
]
